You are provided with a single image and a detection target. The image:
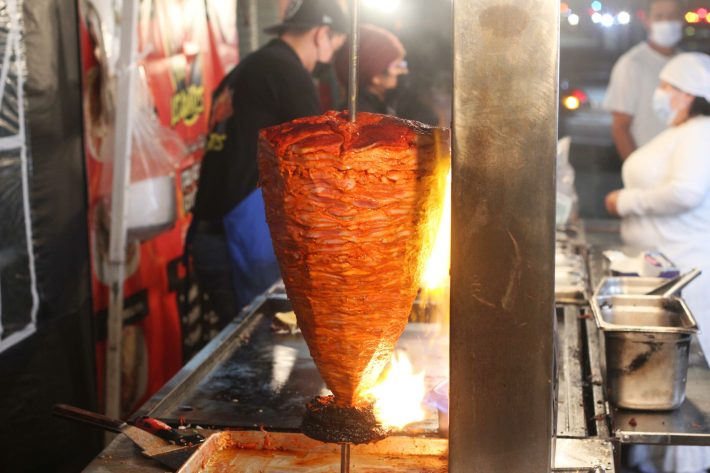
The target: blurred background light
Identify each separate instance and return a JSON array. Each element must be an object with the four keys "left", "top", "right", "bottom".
[
  {"left": 686, "top": 11, "right": 701, "bottom": 23},
  {"left": 617, "top": 11, "right": 630, "bottom": 25},
  {"left": 568, "top": 13, "right": 580, "bottom": 26},
  {"left": 601, "top": 13, "right": 615, "bottom": 27}
]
